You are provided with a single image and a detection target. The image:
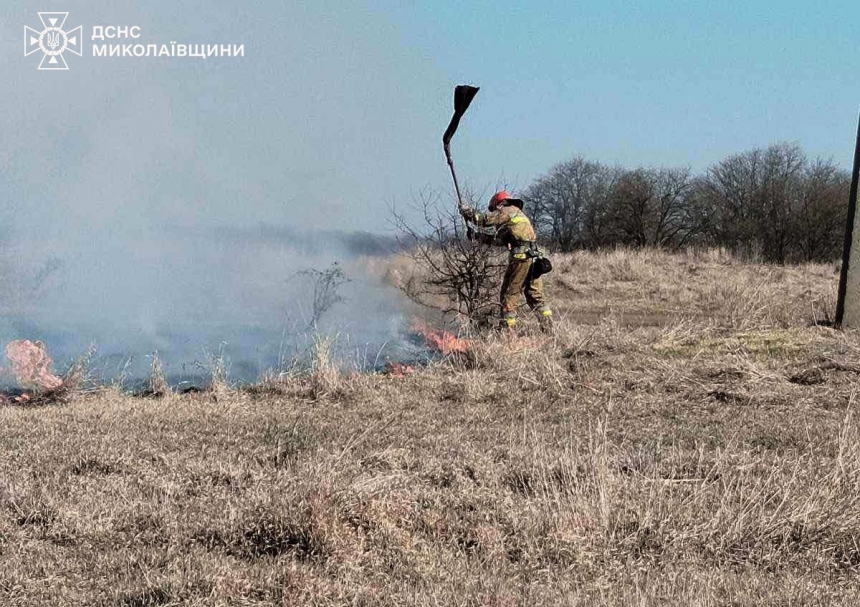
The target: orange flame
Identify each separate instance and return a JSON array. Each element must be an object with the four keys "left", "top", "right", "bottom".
[
  {"left": 411, "top": 321, "right": 471, "bottom": 355},
  {"left": 383, "top": 362, "right": 416, "bottom": 377},
  {"left": 5, "top": 340, "right": 64, "bottom": 392}
]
